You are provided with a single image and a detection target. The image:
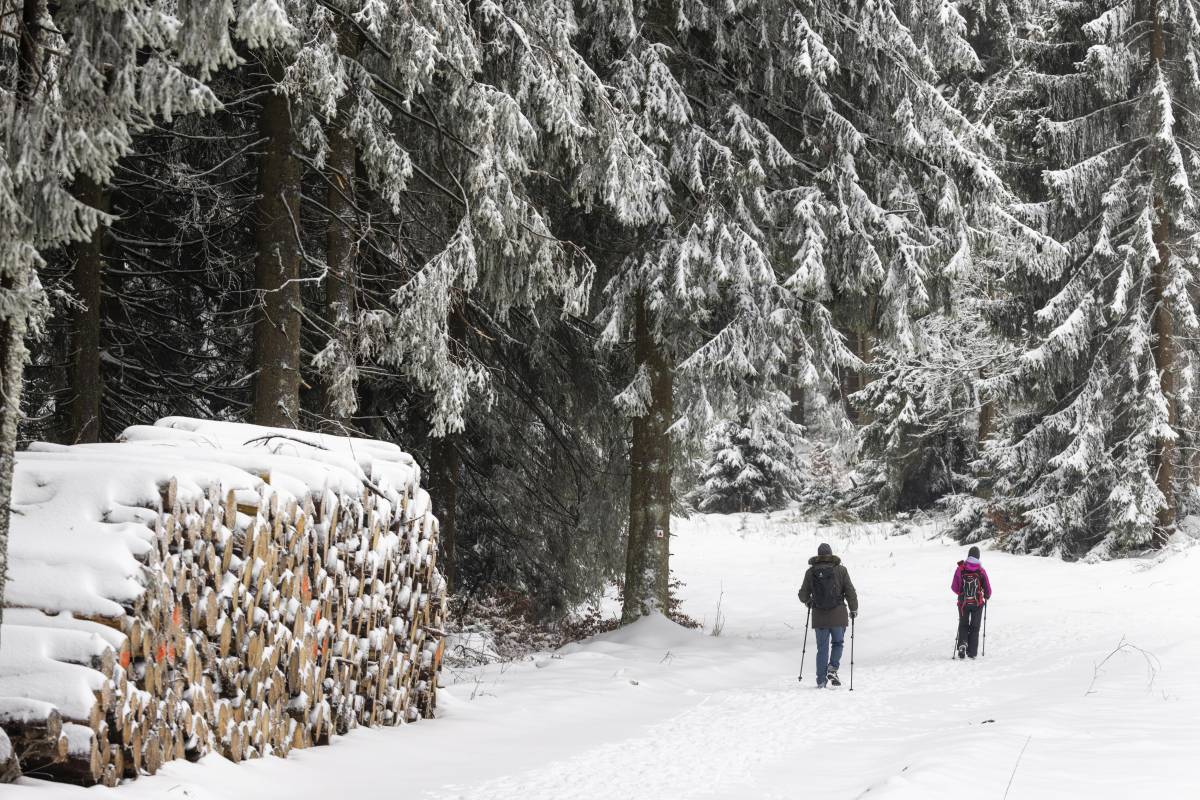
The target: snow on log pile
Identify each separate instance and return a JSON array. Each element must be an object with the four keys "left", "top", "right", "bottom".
[{"left": 0, "top": 418, "right": 446, "bottom": 786}]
